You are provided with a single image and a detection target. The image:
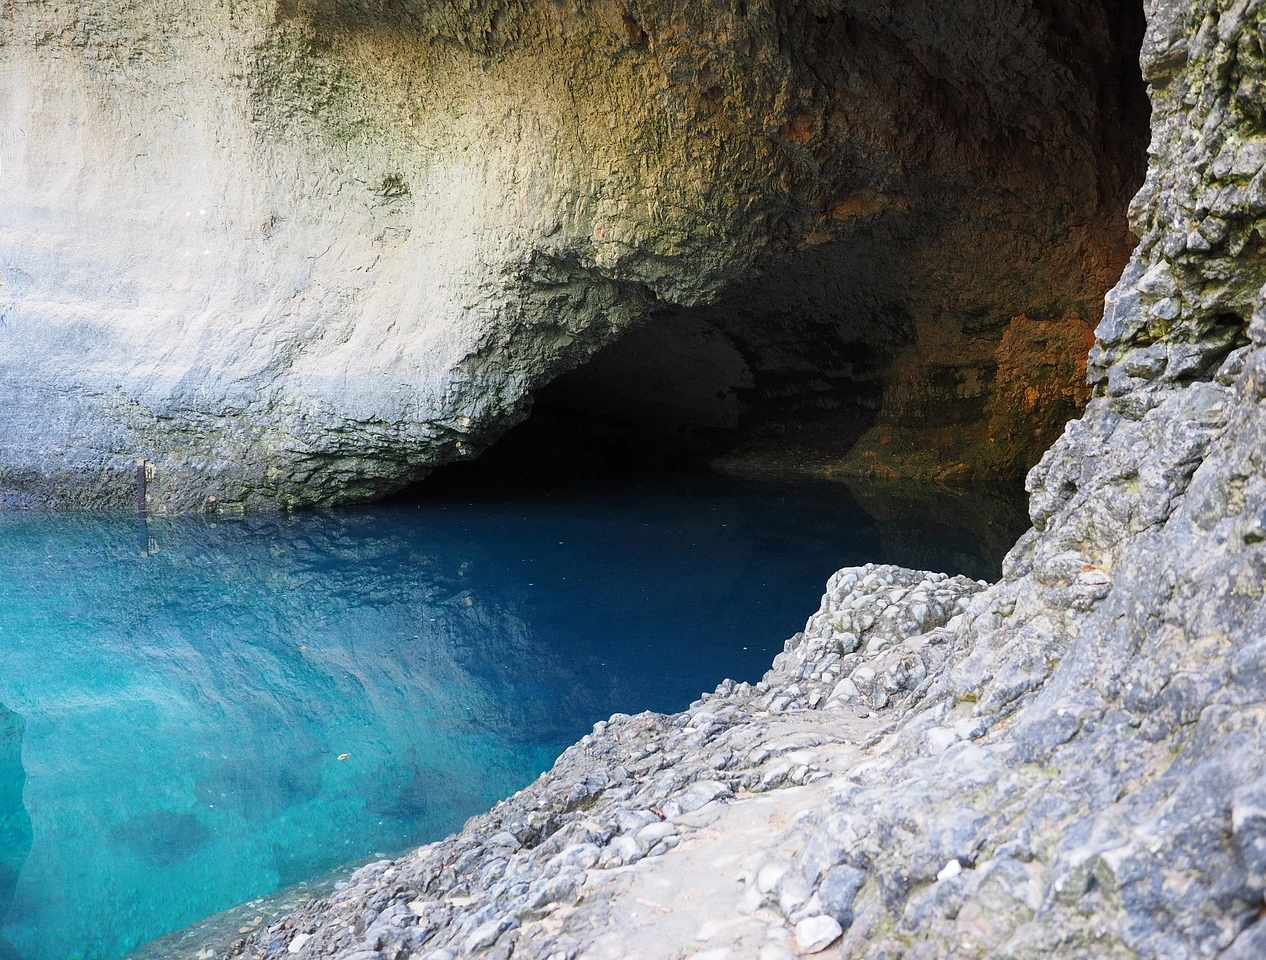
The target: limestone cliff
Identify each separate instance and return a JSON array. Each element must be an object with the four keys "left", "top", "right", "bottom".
[
  {"left": 1, "top": 0, "right": 1142, "bottom": 509},
  {"left": 209, "top": 0, "right": 1266, "bottom": 957}
]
